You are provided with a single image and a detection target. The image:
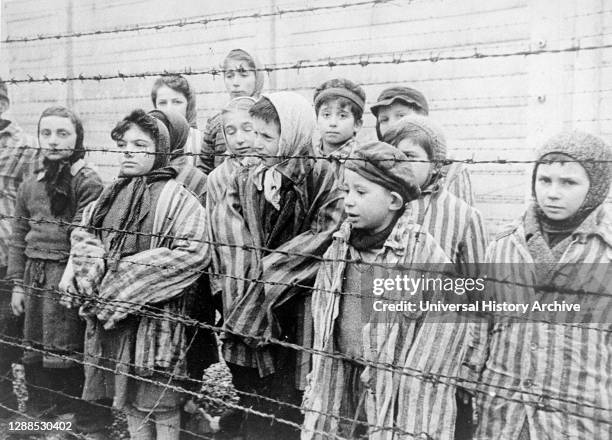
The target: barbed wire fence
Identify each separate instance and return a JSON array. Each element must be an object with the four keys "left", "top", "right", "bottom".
[{"left": 1, "top": 0, "right": 612, "bottom": 439}]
